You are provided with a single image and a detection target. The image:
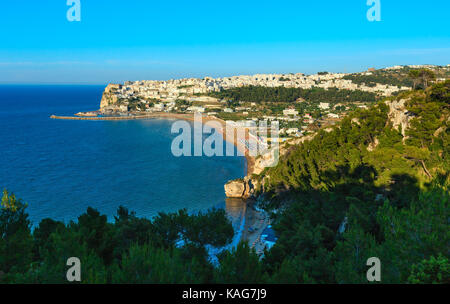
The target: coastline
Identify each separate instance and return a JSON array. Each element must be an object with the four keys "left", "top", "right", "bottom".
[
  {"left": 51, "top": 112, "right": 261, "bottom": 249},
  {"left": 51, "top": 113, "right": 255, "bottom": 176}
]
